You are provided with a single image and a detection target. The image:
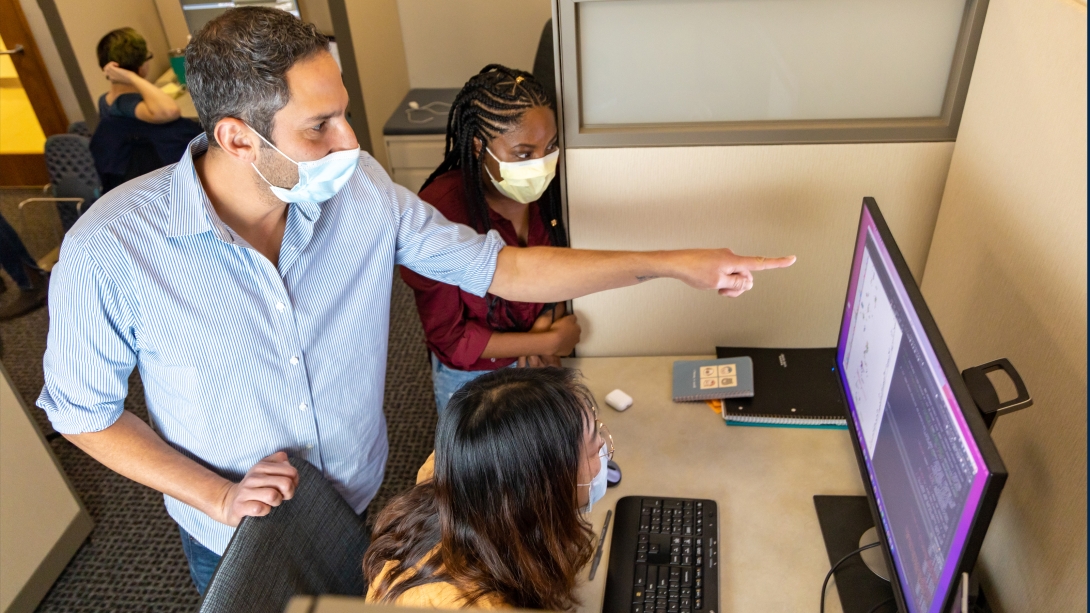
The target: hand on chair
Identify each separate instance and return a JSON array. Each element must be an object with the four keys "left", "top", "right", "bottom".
[{"left": 216, "top": 451, "right": 299, "bottom": 527}]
